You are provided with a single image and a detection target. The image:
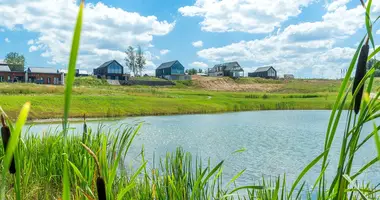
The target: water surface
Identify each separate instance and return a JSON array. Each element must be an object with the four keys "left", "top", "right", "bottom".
[{"left": 26, "top": 110, "right": 380, "bottom": 186}]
